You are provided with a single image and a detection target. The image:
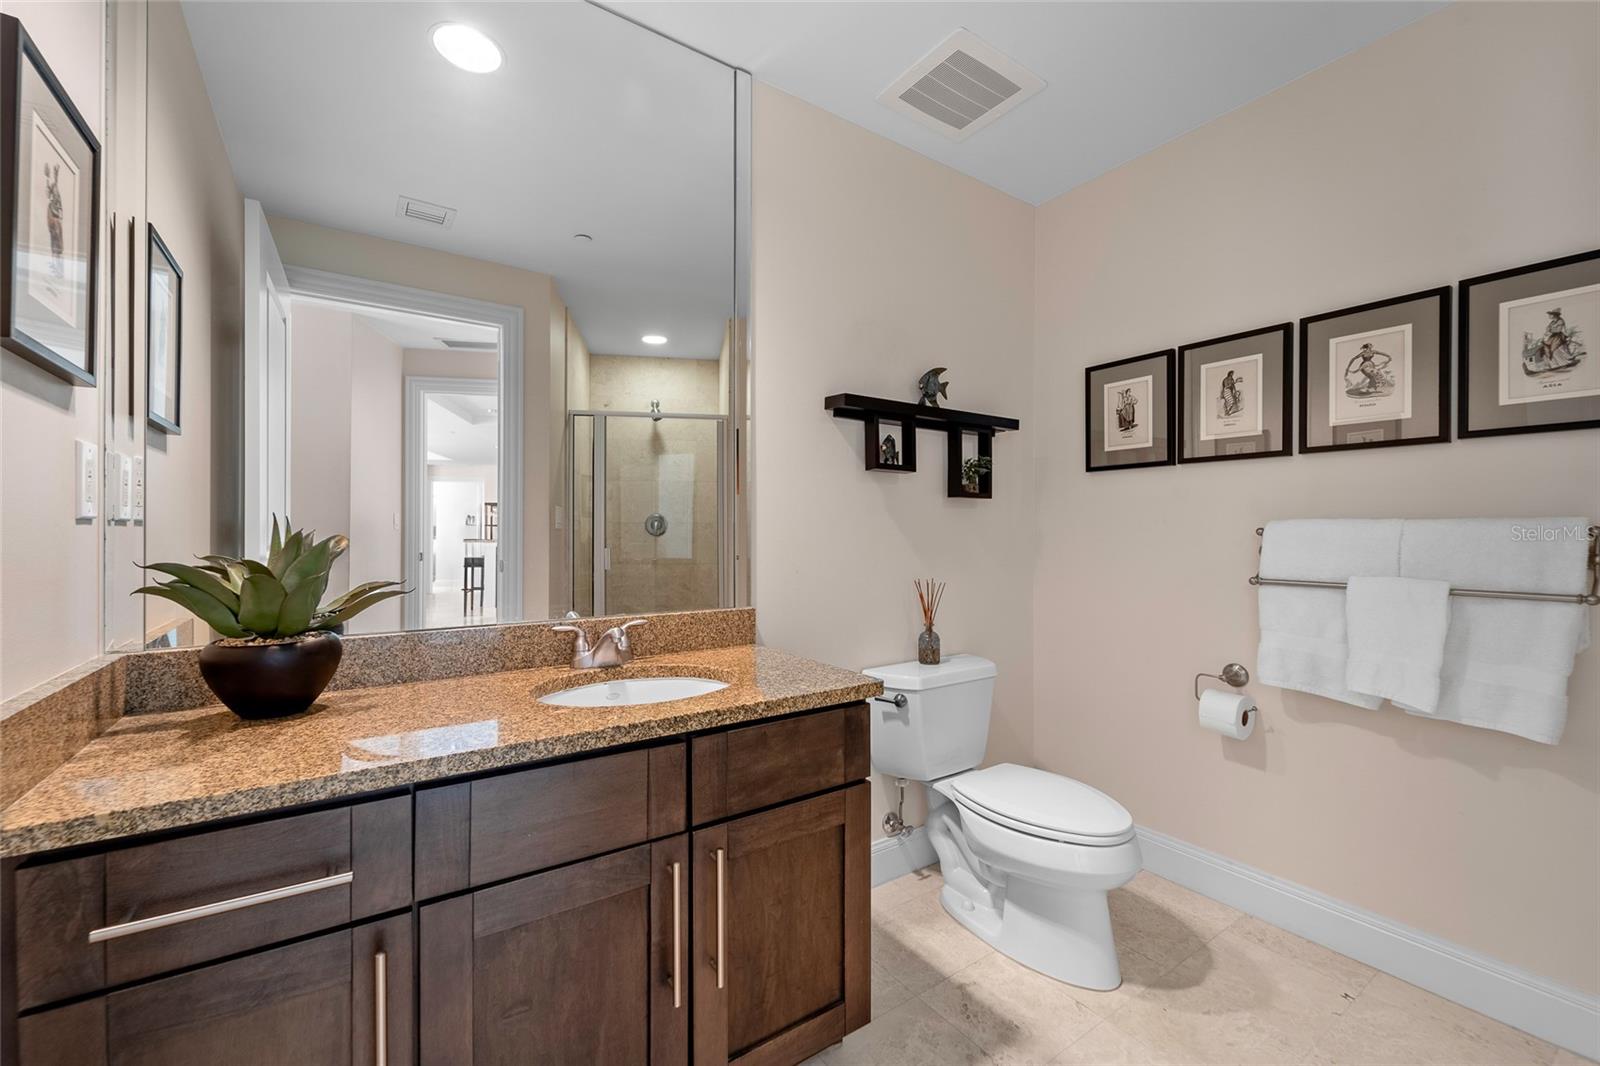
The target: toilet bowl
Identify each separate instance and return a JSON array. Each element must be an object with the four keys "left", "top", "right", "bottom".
[{"left": 865, "top": 656, "right": 1140, "bottom": 990}]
